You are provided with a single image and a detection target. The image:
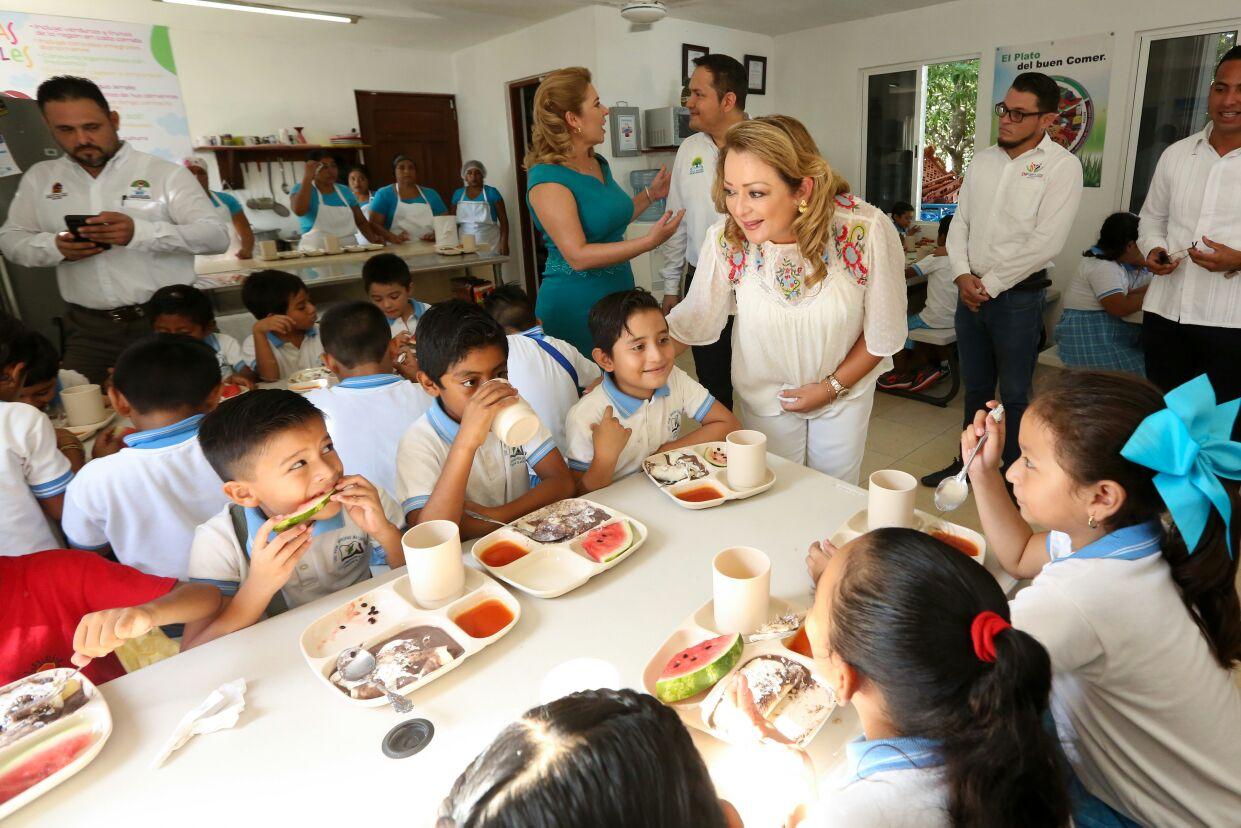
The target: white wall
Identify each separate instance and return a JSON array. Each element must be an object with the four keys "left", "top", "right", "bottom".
[
  {"left": 772, "top": 0, "right": 1240, "bottom": 293},
  {"left": 453, "top": 6, "right": 775, "bottom": 284}
]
